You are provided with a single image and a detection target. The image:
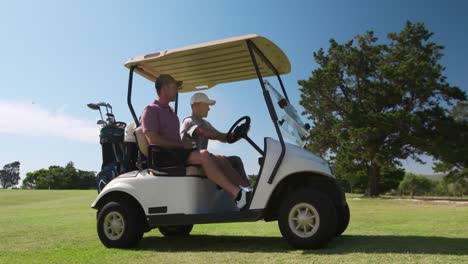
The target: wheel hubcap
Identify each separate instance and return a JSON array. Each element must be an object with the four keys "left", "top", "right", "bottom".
[
  {"left": 288, "top": 202, "right": 320, "bottom": 238},
  {"left": 103, "top": 211, "right": 125, "bottom": 240}
]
